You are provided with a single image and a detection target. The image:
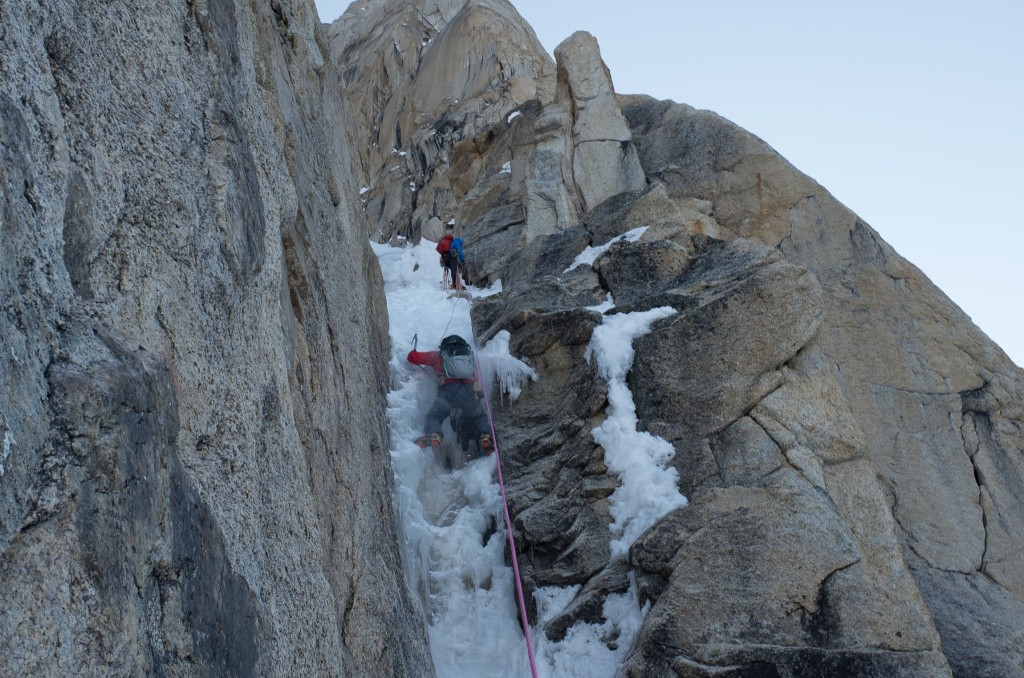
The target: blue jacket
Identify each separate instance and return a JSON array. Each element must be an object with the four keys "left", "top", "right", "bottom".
[{"left": 450, "top": 237, "right": 465, "bottom": 261}]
